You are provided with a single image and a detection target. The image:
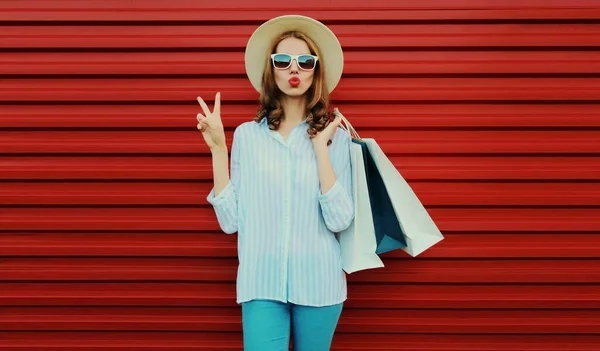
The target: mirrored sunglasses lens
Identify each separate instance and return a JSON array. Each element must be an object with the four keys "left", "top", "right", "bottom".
[
  {"left": 273, "top": 54, "right": 291, "bottom": 68},
  {"left": 298, "top": 55, "right": 316, "bottom": 70}
]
